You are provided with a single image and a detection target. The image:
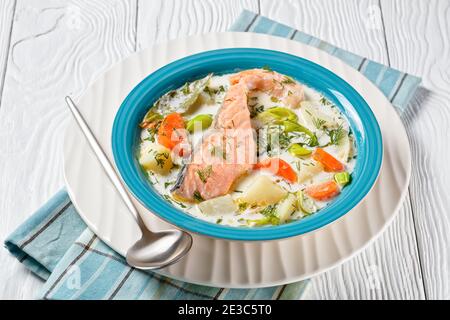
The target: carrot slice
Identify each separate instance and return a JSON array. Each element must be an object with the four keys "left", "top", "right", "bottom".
[
  {"left": 254, "top": 158, "right": 297, "bottom": 183},
  {"left": 305, "top": 180, "right": 340, "bottom": 201},
  {"left": 157, "top": 113, "right": 186, "bottom": 150},
  {"left": 312, "top": 148, "right": 345, "bottom": 172}
]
